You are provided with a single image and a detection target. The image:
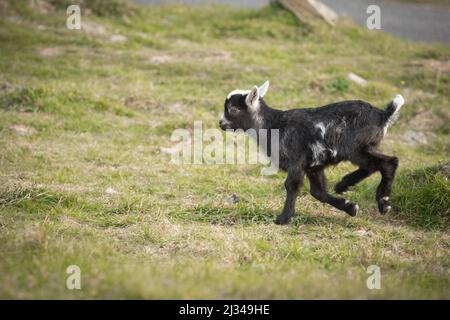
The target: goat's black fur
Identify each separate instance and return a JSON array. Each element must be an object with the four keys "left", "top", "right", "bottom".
[{"left": 220, "top": 82, "right": 405, "bottom": 224}]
